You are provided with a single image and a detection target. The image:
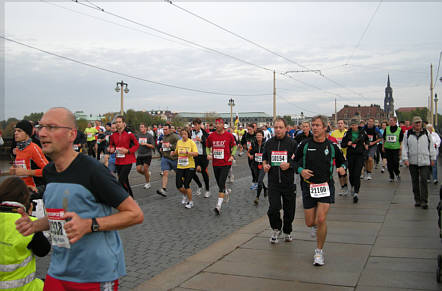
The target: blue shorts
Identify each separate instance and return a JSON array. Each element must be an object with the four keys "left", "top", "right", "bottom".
[
  {"left": 108, "top": 153, "right": 116, "bottom": 173},
  {"left": 161, "top": 158, "right": 177, "bottom": 171}
]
